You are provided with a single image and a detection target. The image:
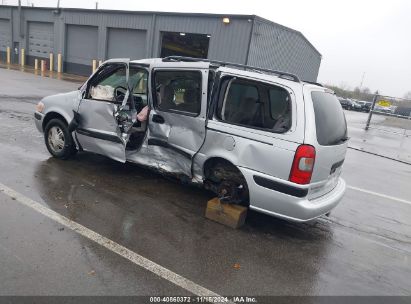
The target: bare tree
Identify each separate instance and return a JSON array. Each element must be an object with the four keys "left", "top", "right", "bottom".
[
  {"left": 403, "top": 91, "right": 411, "bottom": 100},
  {"left": 339, "top": 82, "right": 351, "bottom": 91},
  {"left": 362, "top": 87, "right": 371, "bottom": 94}
]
